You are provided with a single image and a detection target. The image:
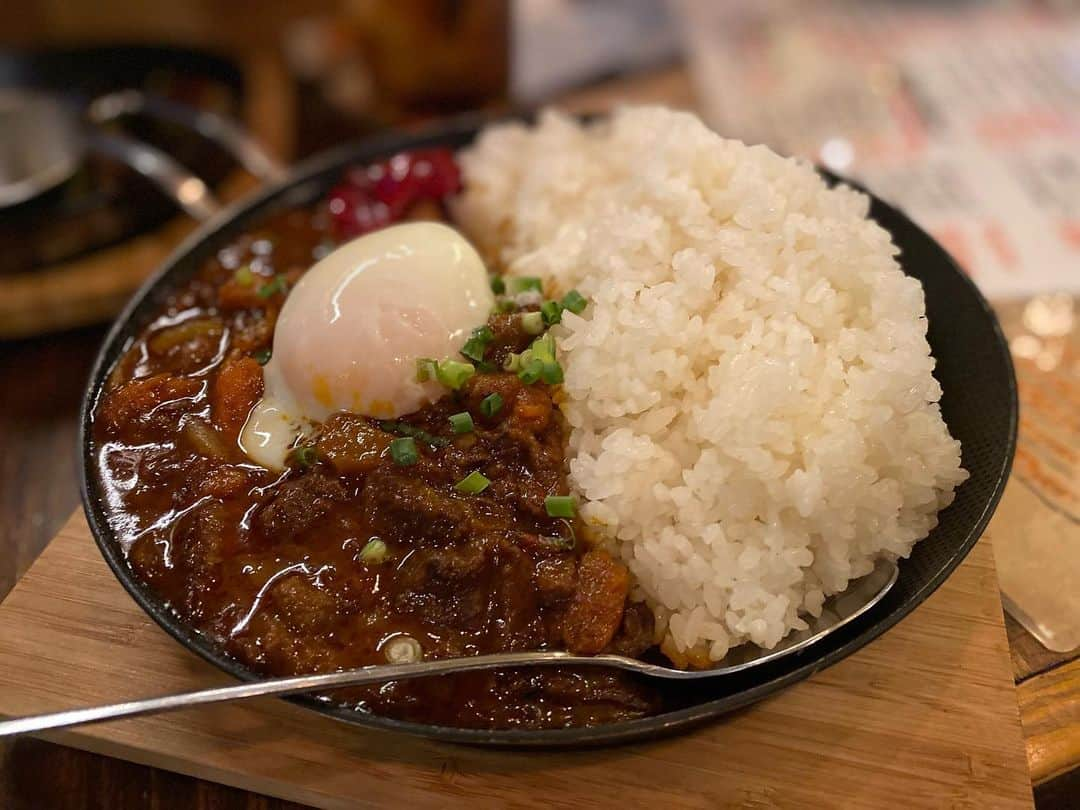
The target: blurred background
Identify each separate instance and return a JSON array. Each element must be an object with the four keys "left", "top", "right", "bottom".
[
  {"left": 0, "top": 0, "right": 1078, "bottom": 805},
  {"left": 3, "top": 0, "right": 1078, "bottom": 334}
]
